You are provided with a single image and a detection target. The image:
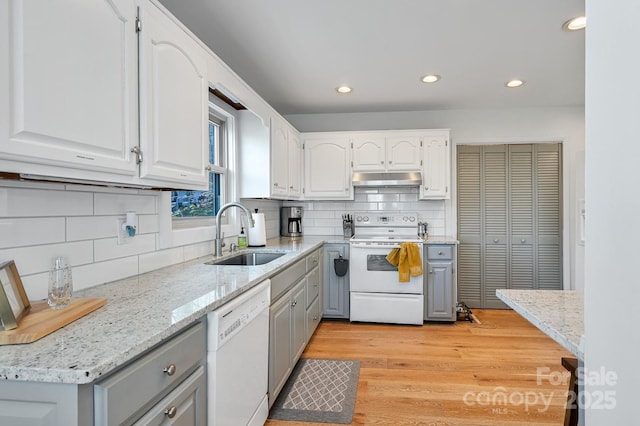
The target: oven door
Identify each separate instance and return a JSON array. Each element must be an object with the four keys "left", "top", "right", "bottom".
[{"left": 349, "top": 242, "right": 423, "bottom": 294}]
